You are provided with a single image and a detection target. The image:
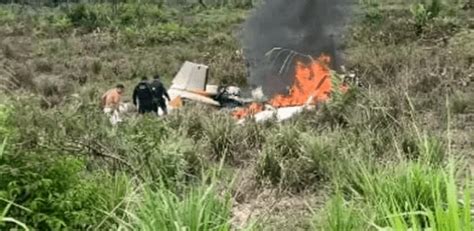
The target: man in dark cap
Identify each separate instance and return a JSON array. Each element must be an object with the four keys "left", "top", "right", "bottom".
[
  {"left": 150, "top": 74, "right": 171, "bottom": 115},
  {"left": 132, "top": 76, "right": 155, "bottom": 114}
]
